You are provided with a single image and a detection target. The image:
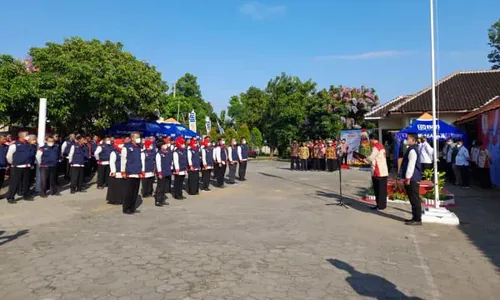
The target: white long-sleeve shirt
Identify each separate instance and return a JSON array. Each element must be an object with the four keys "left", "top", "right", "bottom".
[
  {"left": 201, "top": 146, "right": 213, "bottom": 169},
  {"left": 6, "top": 144, "right": 15, "bottom": 165},
  {"left": 213, "top": 146, "right": 227, "bottom": 165},
  {"left": 173, "top": 151, "right": 187, "bottom": 175},
  {"left": 405, "top": 148, "right": 418, "bottom": 180},
  {"left": 228, "top": 146, "right": 238, "bottom": 163},
  {"left": 455, "top": 146, "right": 470, "bottom": 166},
  {"left": 68, "top": 145, "right": 85, "bottom": 167},
  {"left": 109, "top": 151, "right": 122, "bottom": 178},
  {"left": 187, "top": 149, "right": 200, "bottom": 170},
  {"left": 60, "top": 141, "right": 68, "bottom": 157},
  {"left": 418, "top": 142, "right": 434, "bottom": 164},
  {"left": 237, "top": 145, "right": 247, "bottom": 161}
]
